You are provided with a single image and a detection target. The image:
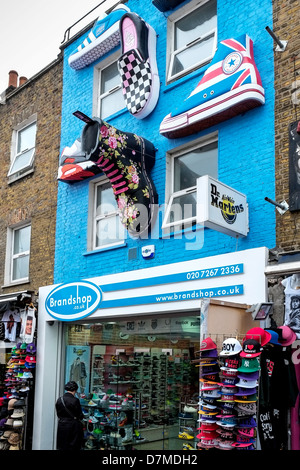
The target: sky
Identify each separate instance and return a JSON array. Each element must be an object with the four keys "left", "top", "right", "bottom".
[{"left": 0, "top": 0, "right": 111, "bottom": 94}]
